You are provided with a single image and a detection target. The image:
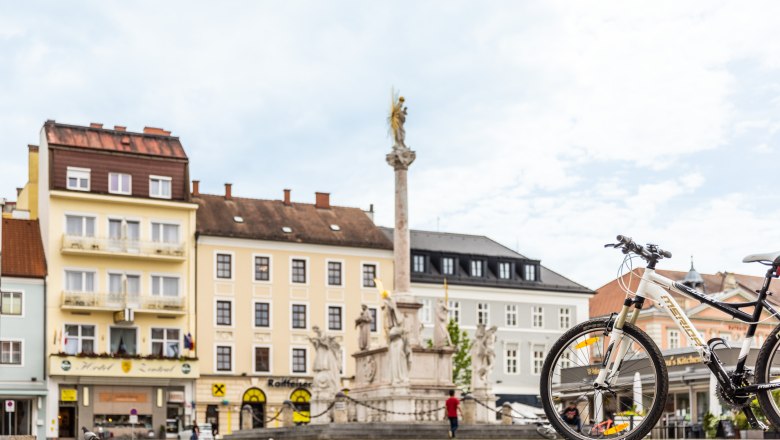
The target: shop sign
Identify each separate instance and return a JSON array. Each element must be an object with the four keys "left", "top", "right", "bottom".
[
  {"left": 60, "top": 389, "right": 78, "bottom": 402},
  {"left": 50, "top": 356, "right": 199, "bottom": 379},
  {"left": 267, "top": 378, "right": 312, "bottom": 388},
  {"left": 182, "top": 363, "right": 191, "bottom": 374},
  {"left": 61, "top": 360, "right": 72, "bottom": 371},
  {"left": 212, "top": 383, "right": 226, "bottom": 397},
  {"left": 664, "top": 354, "right": 699, "bottom": 367}
]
